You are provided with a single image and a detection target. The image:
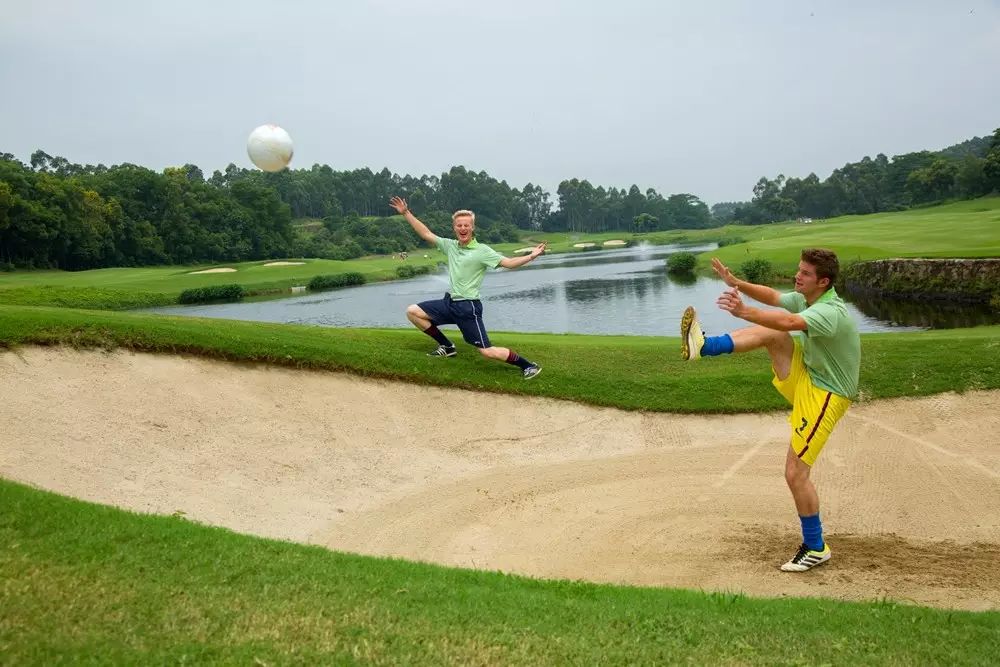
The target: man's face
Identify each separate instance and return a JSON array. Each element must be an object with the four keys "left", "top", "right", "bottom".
[
  {"left": 453, "top": 215, "right": 474, "bottom": 244},
  {"left": 794, "top": 261, "right": 829, "bottom": 297}
]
